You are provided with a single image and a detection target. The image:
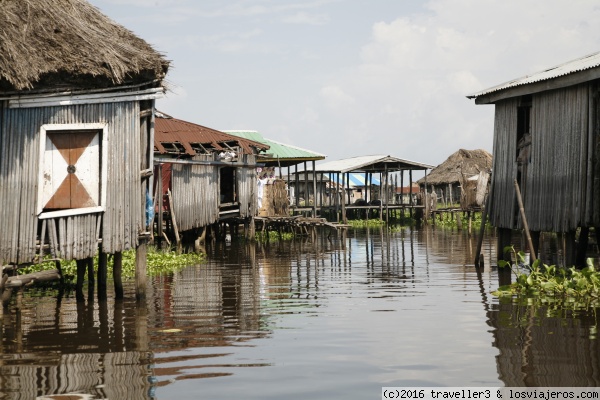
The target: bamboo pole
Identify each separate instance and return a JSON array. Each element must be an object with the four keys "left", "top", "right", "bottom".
[{"left": 514, "top": 179, "right": 537, "bottom": 262}]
